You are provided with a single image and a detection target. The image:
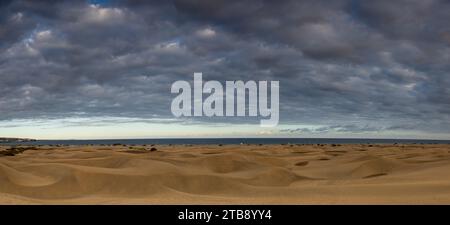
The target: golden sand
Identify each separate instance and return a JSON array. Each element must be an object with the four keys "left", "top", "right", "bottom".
[{"left": 1, "top": 144, "right": 450, "bottom": 204}]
